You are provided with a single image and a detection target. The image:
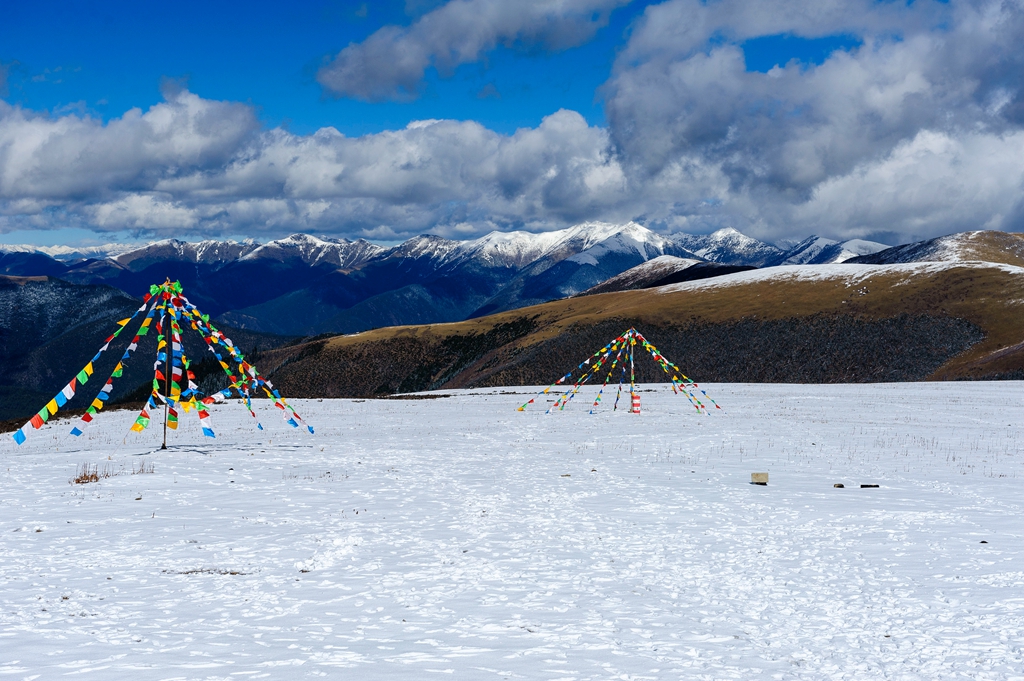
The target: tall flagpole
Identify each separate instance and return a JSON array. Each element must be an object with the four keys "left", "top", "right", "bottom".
[
  {"left": 629, "top": 329, "right": 636, "bottom": 413},
  {"left": 161, "top": 281, "right": 171, "bottom": 450}
]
